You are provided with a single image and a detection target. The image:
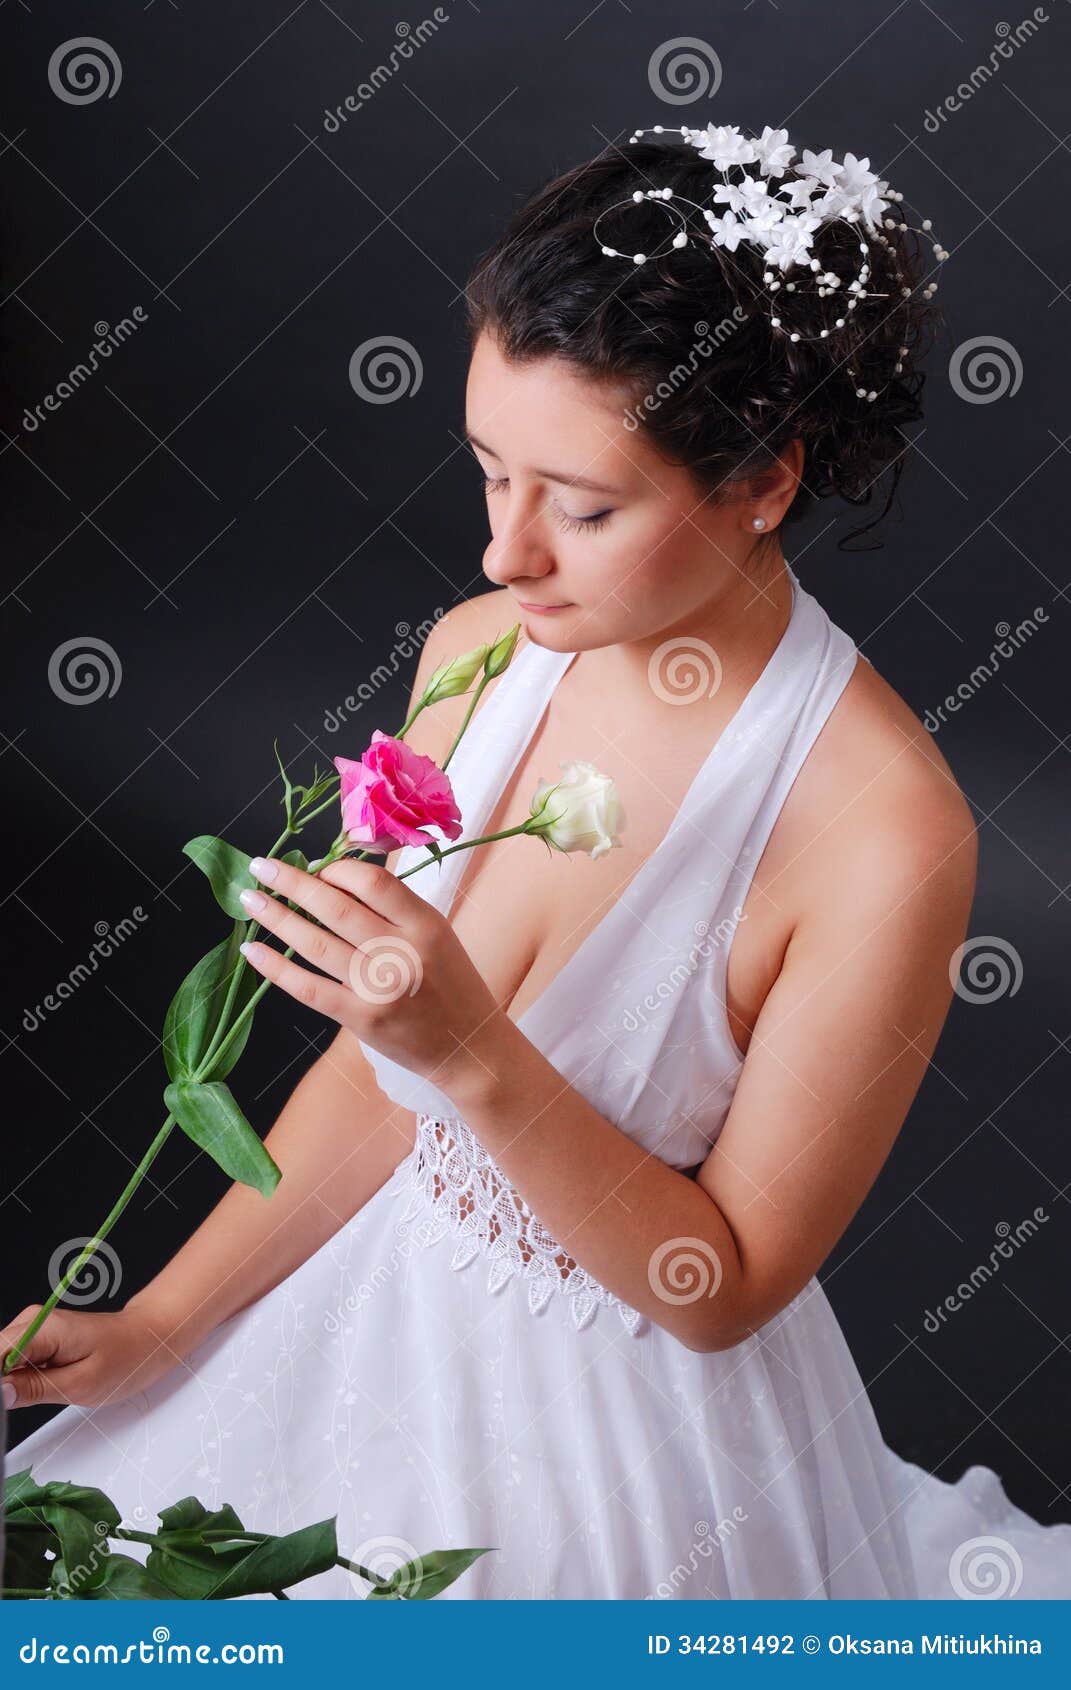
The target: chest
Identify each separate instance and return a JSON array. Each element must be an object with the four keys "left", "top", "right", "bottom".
[{"left": 442, "top": 684, "right": 806, "bottom": 1055}]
